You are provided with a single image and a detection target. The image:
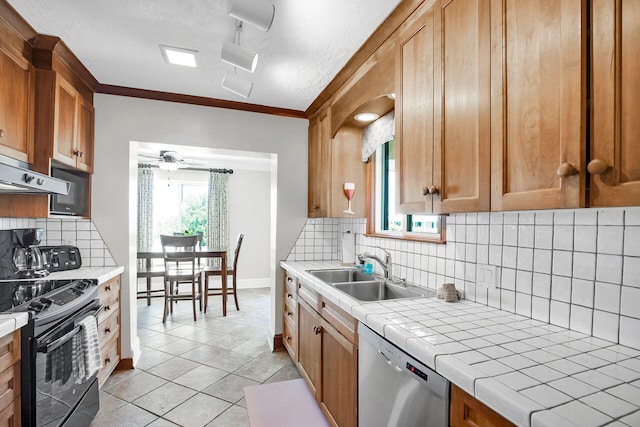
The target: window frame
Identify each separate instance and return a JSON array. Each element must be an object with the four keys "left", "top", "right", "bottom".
[{"left": 365, "top": 142, "right": 446, "bottom": 244}]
